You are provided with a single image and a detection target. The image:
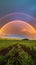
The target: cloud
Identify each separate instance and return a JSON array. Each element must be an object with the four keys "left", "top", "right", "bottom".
[{"left": 0, "top": 20, "right": 36, "bottom": 40}]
